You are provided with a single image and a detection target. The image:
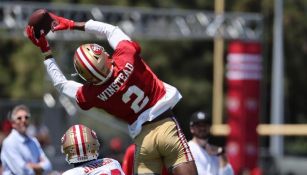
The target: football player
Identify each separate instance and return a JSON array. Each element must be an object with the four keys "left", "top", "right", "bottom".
[
  {"left": 61, "top": 124, "right": 125, "bottom": 175},
  {"left": 26, "top": 12, "right": 198, "bottom": 175}
]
